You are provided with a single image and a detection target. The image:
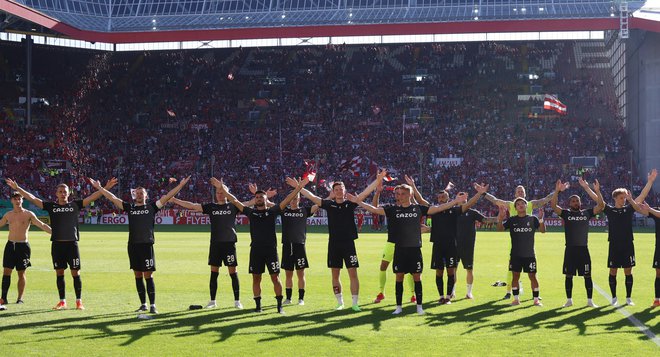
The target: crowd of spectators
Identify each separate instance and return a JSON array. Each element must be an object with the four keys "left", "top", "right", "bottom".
[{"left": 0, "top": 40, "right": 656, "bottom": 217}]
